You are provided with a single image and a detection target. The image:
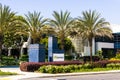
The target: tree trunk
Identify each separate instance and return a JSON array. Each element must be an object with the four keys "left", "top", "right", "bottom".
[
  {"left": 61, "top": 37, "right": 65, "bottom": 50},
  {"left": 0, "top": 41, "right": 2, "bottom": 61},
  {"left": 88, "top": 38, "right": 93, "bottom": 64},
  {"left": 0, "top": 34, "right": 3, "bottom": 62}
]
